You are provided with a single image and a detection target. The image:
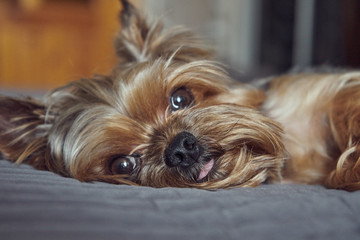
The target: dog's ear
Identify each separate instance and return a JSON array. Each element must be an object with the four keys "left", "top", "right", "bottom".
[
  {"left": 0, "top": 96, "right": 48, "bottom": 169},
  {"left": 114, "top": 0, "right": 212, "bottom": 66}
]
